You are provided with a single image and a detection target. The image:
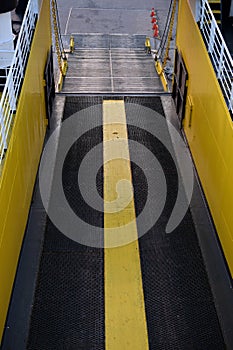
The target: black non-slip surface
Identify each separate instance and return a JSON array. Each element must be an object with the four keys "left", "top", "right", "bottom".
[
  {"left": 27, "top": 96, "right": 225, "bottom": 350},
  {"left": 27, "top": 97, "right": 105, "bottom": 350},
  {"left": 126, "top": 97, "right": 225, "bottom": 349}
]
